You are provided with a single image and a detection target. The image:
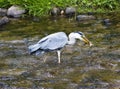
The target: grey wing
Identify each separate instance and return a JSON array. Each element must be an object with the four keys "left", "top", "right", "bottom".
[
  {"left": 28, "top": 32, "right": 68, "bottom": 53},
  {"left": 39, "top": 33, "right": 68, "bottom": 50}
]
